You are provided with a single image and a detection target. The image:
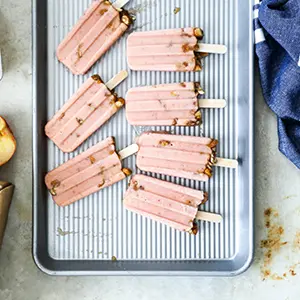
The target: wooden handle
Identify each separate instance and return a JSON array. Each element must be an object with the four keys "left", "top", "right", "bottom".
[
  {"left": 106, "top": 70, "right": 128, "bottom": 90},
  {"left": 215, "top": 158, "right": 238, "bottom": 169},
  {"left": 198, "top": 99, "right": 226, "bottom": 108},
  {"left": 119, "top": 144, "right": 139, "bottom": 160},
  {"left": 113, "top": 0, "right": 130, "bottom": 10},
  {"left": 196, "top": 43, "right": 227, "bottom": 54},
  {"left": 196, "top": 211, "right": 223, "bottom": 223}
]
